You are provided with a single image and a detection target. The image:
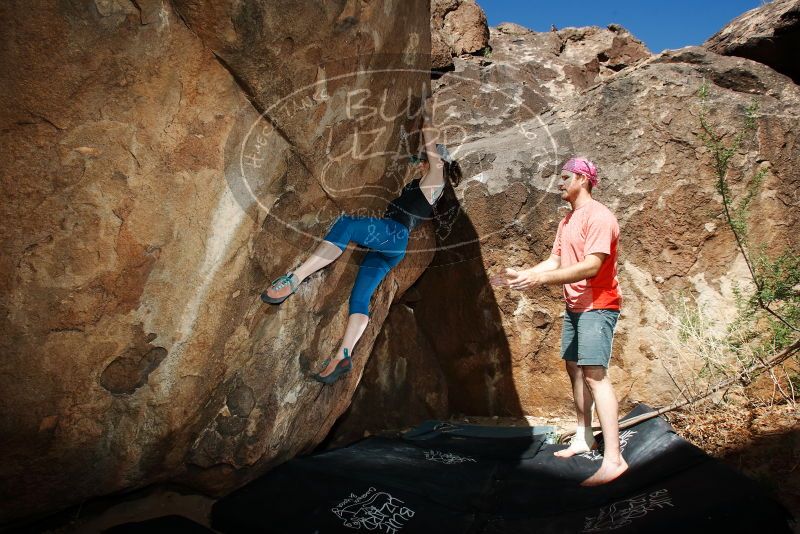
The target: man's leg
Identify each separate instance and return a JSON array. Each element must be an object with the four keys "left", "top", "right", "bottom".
[
  {"left": 554, "top": 360, "right": 596, "bottom": 457},
  {"left": 580, "top": 365, "right": 628, "bottom": 486},
  {"left": 555, "top": 311, "right": 596, "bottom": 458}
]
